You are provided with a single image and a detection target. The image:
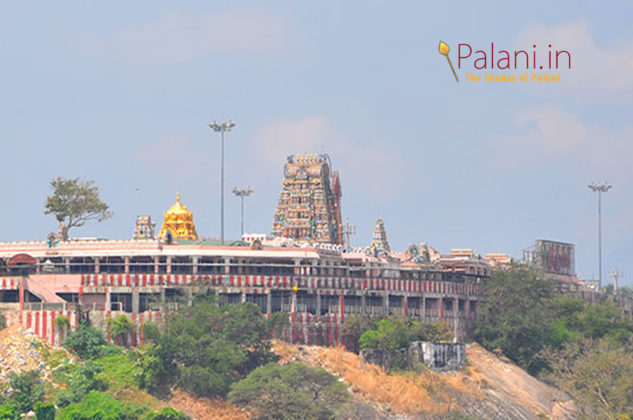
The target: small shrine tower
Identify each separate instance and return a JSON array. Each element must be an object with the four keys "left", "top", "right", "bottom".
[
  {"left": 133, "top": 216, "right": 155, "bottom": 240},
  {"left": 371, "top": 217, "right": 391, "bottom": 254},
  {"left": 271, "top": 154, "right": 343, "bottom": 244},
  {"left": 159, "top": 193, "right": 199, "bottom": 241}
]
